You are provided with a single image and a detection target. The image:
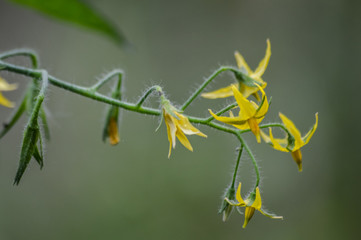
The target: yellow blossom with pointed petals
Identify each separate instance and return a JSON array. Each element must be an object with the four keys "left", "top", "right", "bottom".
[
  {"left": 209, "top": 84, "right": 269, "bottom": 143},
  {"left": 226, "top": 183, "right": 282, "bottom": 228},
  {"left": 0, "top": 76, "right": 18, "bottom": 108},
  {"left": 163, "top": 108, "right": 207, "bottom": 158},
  {"left": 261, "top": 113, "right": 318, "bottom": 171},
  {"left": 202, "top": 39, "right": 270, "bottom": 101}
]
